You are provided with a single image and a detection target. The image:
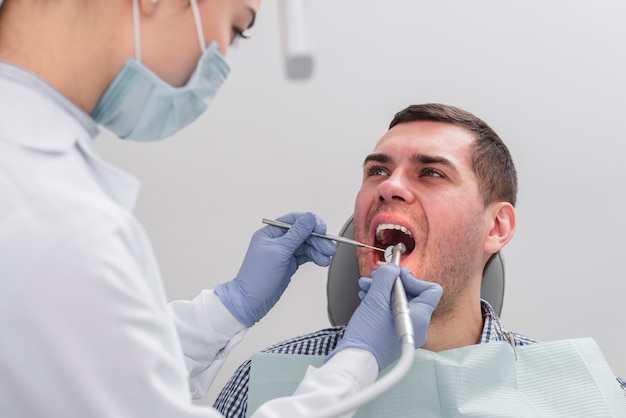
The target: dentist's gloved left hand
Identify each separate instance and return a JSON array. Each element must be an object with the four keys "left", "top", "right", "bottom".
[{"left": 215, "top": 212, "right": 337, "bottom": 327}]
